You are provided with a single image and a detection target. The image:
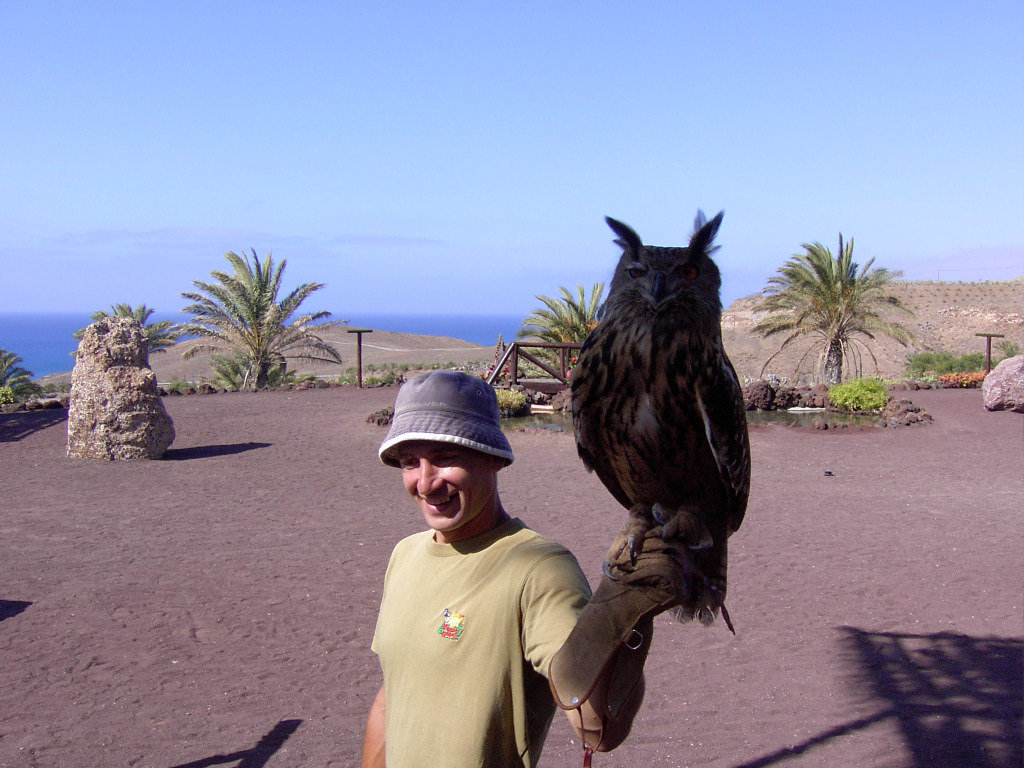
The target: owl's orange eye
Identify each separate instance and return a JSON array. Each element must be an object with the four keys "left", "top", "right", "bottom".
[
  {"left": 627, "top": 264, "right": 647, "bottom": 279},
  {"left": 676, "top": 263, "right": 699, "bottom": 280}
]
